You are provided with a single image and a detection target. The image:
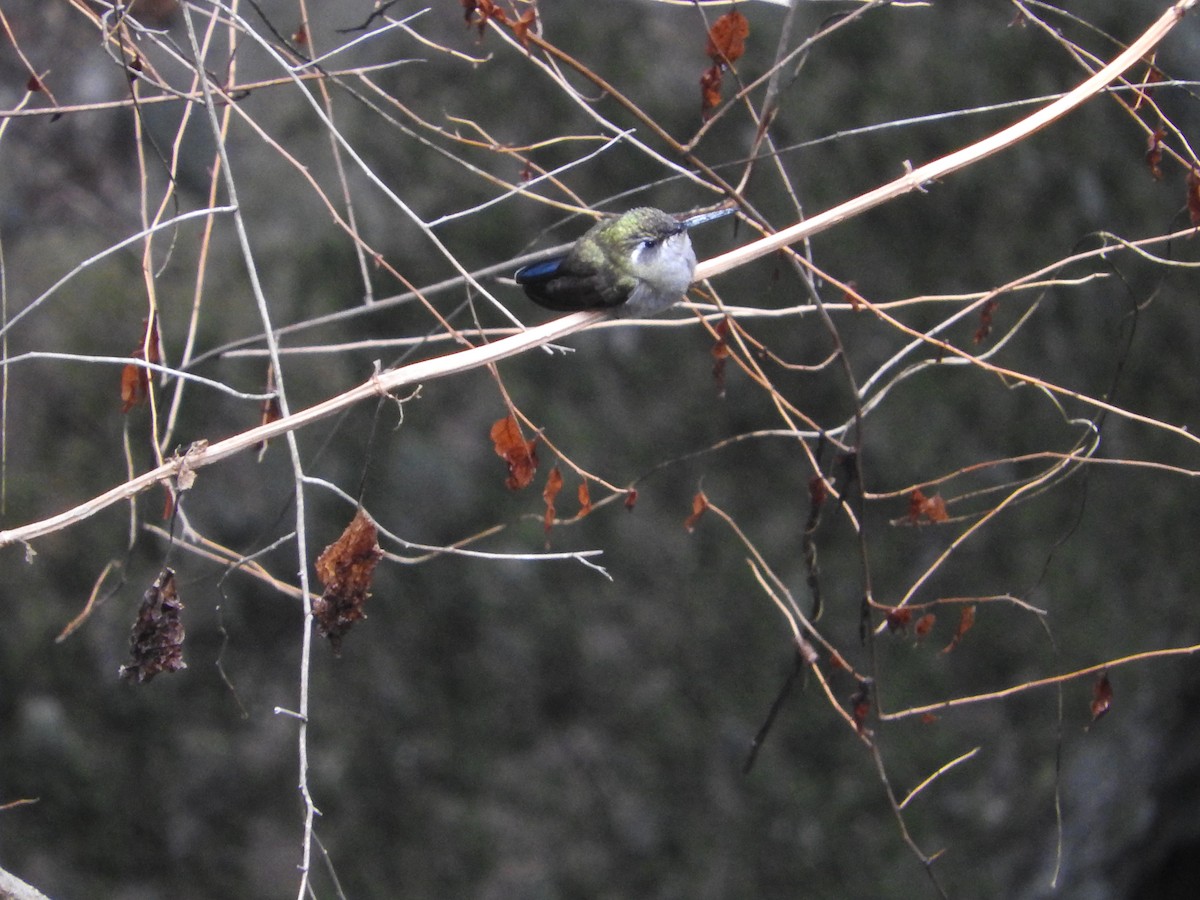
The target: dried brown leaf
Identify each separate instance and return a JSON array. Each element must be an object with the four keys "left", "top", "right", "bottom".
[
  {"left": 908, "top": 488, "right": 949, "bottom": 524},
  {"left": 915, "top": 613, "right": 936, "bottom": 638},
  {"left": 543, "top": 465, "right": 563, "bottom": 534},
  {"left": 1090, "top": 670, "right": 1113, "bottom": 723},
  {"left": 706, "top": 10, "right": 749, "bottom": 66},
  {"left": 490, "top": 415, "right": 538, "bottom": 490},
  {"left": 684, "top": 491, "right": 709, "bottom": 532},
  {"left": 700, "top": 65, "right": 723, "bottom": 119},
  {"left": 119, "top": 568, "right": 186, "bottom": 683},
  {"left": 313, "top": 509, "right": 383, "bottom": 653},
  {"left": 1187, "top": 168, "right": 1200, "bottom": 226},
  {"left": 940, "top": 604, "right": 976, "bottom": 654}
]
